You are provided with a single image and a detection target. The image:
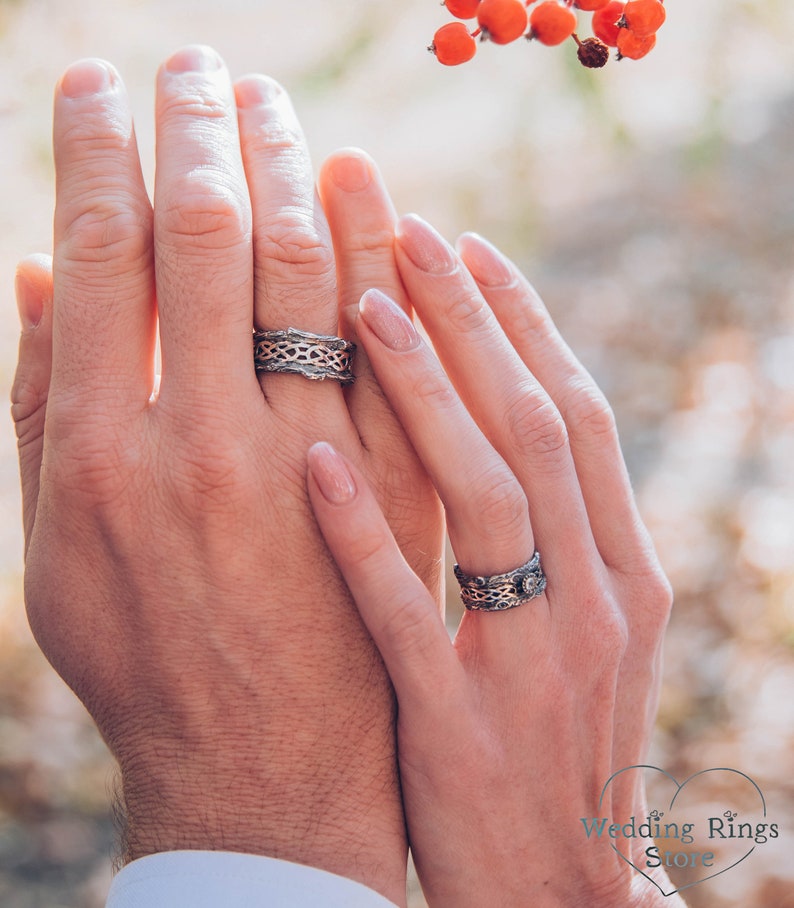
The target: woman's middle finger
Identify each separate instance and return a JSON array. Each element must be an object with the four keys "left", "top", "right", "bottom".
[{"left": 356, "top": 289, "right": 535, "bottom": 583}]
